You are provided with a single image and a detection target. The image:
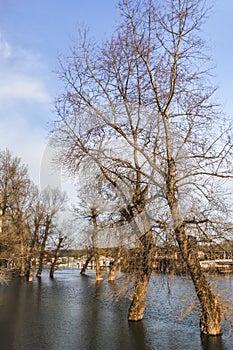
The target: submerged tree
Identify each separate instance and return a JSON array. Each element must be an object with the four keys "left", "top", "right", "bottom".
[
  {"left": 51, "top": 0, "right": 233, "bottom": 335},
  {"left": 36, "top": 187, "right": 67, "bottom": 278}
]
